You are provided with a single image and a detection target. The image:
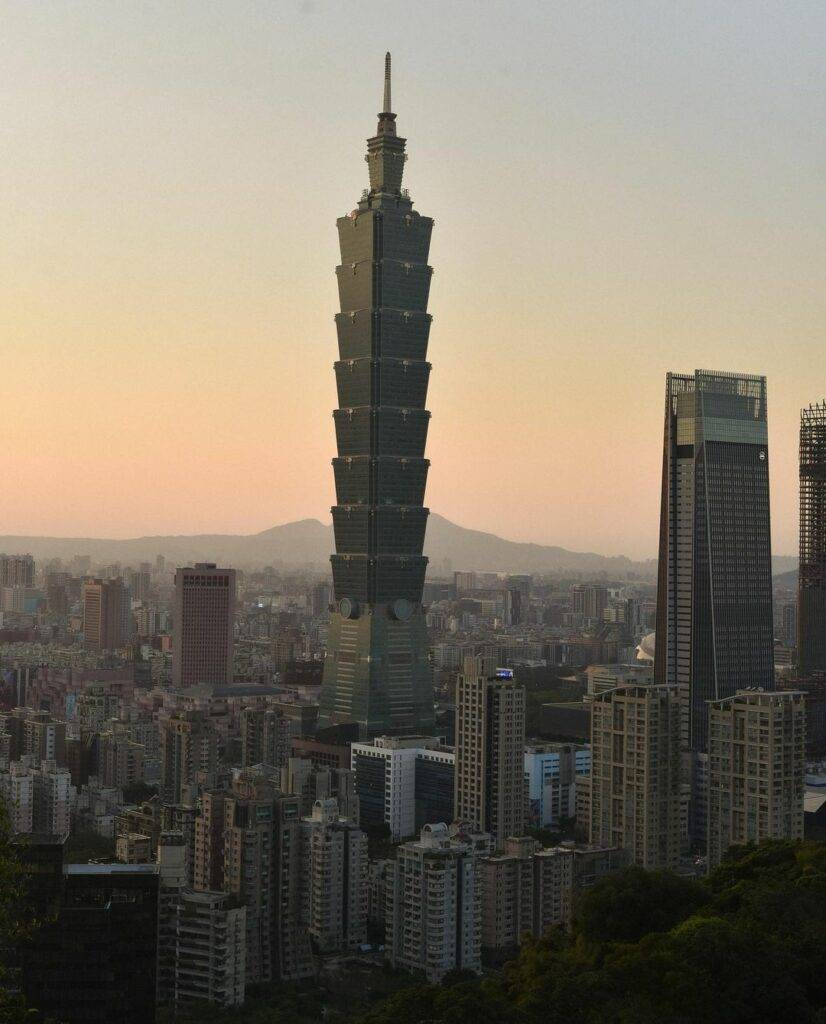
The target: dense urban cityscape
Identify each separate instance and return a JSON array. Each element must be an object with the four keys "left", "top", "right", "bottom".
[{"left": 2, "top": 35, "right": 826, "bottom": 1024}]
